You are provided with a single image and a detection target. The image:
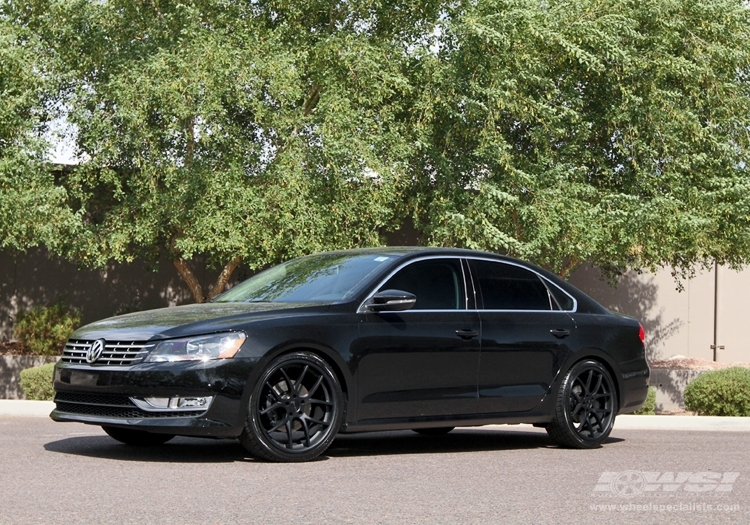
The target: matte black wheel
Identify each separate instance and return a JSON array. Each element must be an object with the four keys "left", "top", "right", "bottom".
[
  {"left": 101, "top": 426, "right": 175, "bottom": 446},
  {"left": 412, "top": 427, "right": 455, "bottom": 436},
  {"left": 240, "top": 352, "right": 343, "bottom": 462},
  {"left": 546, "top": 360, "right": 616, "bottom": 449}
]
